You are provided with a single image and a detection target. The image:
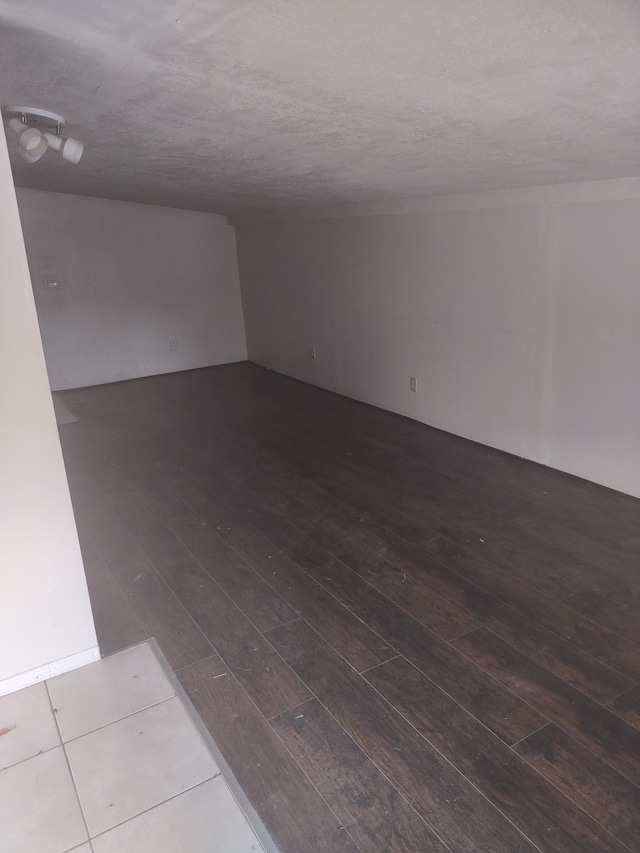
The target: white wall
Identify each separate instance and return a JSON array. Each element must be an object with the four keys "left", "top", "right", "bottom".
[
  {"left": 17, "top": 190, "right": 247, "bottom": 390},
  {"left": 236, "top": 183, "right": 640, "bottom": 498},
  {"left": 0, "top": 133, "right": 98, "bottom": 694}
]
